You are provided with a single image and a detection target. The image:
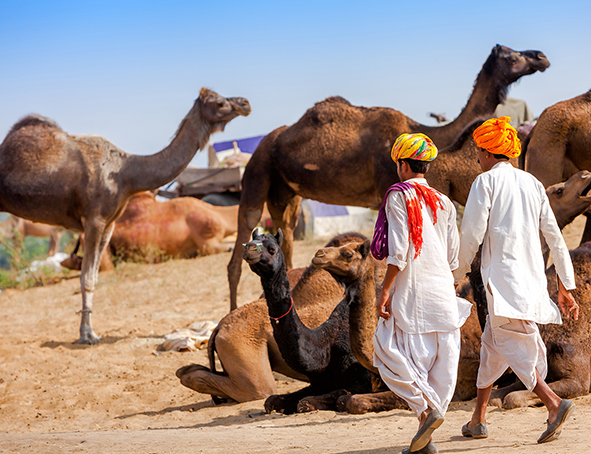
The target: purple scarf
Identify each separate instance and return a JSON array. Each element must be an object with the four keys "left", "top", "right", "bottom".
[{"left": 370, "top": 182, "right": 413, "bottom": 260}]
